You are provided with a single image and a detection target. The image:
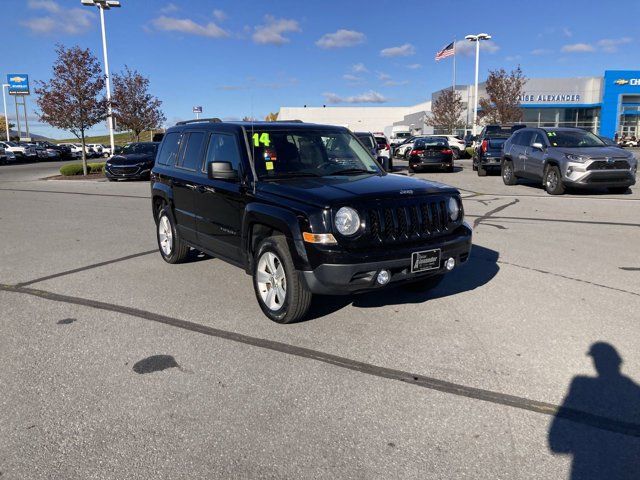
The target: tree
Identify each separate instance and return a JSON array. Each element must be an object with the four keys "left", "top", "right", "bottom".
[
  {"left": 264, "top": 112, "right": 278, "bottom": 122},
  {"left": 35, "top": 45, "right": 108, "bottom": 175},
  {"left": 478, "top": 66, "right": 526, "bottom": 125},
  {"left": 0, "top": 115, "right": 15, "bottom": 140},
  {"left": 242, "top": 116, "right": 257, "bottom": 122},
  {"left": 112, "top": 66, "right": 166, "bottom": 142},
  {"left": 425, "top": 89, "right": 465, "bottom": 134}
]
